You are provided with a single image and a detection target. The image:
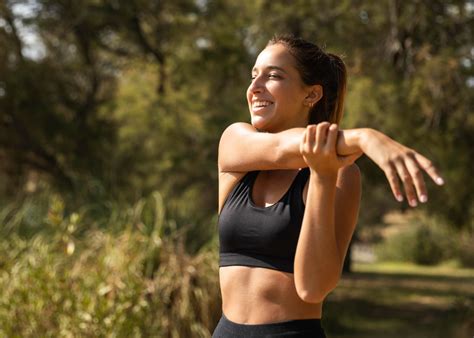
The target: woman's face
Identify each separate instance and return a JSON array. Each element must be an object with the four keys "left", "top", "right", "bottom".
[{"left": 247, "top": 43, "right": 311, "bottom": 133}]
